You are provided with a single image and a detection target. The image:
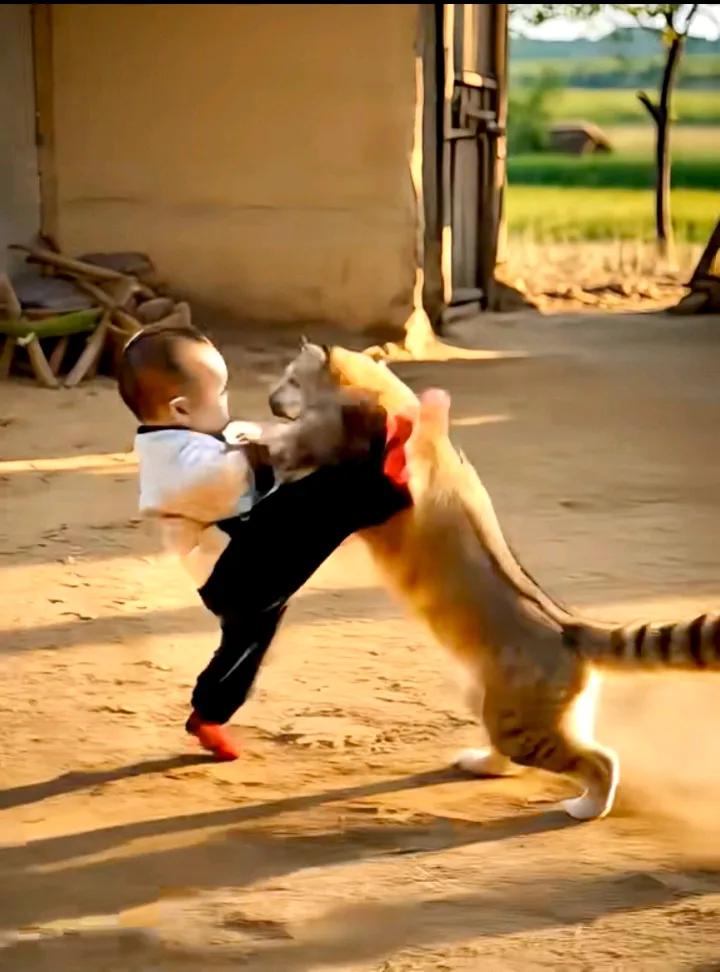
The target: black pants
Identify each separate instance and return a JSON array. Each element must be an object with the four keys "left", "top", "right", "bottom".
[{"left": 192, "top": 456, "right": 410, "bottom": 724}]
